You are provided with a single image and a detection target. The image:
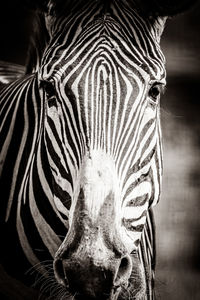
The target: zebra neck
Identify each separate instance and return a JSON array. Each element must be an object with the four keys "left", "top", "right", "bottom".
[{"left": 0, "top": 74, "right": 54, "bottom": 222}]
